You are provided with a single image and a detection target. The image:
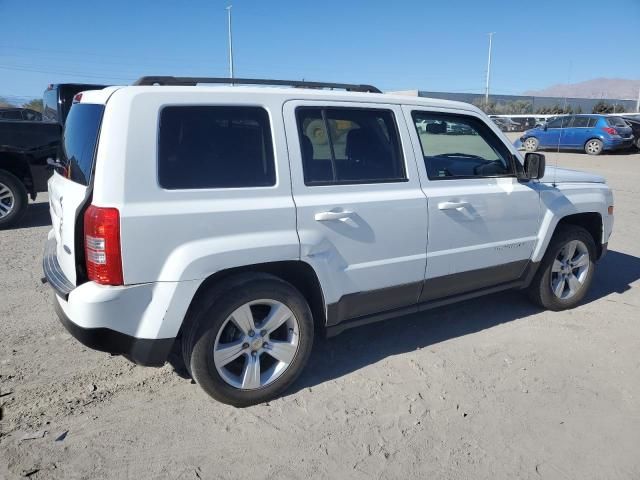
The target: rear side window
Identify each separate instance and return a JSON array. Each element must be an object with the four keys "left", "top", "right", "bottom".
[
  {"left": 158, "top": 106, "right": 275, "bottom": 189},
  {"left": 571, "top": 117, "right": 590, "bottom": 128},
  {"left": 587, "top": 117, "right": 598, "bottom": 128},
  {"left": 296, "top": 107, "right": 405, "bottom": 185},
  {"left": 60, "top": 104, "right": 105, "bottom": 186}
]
